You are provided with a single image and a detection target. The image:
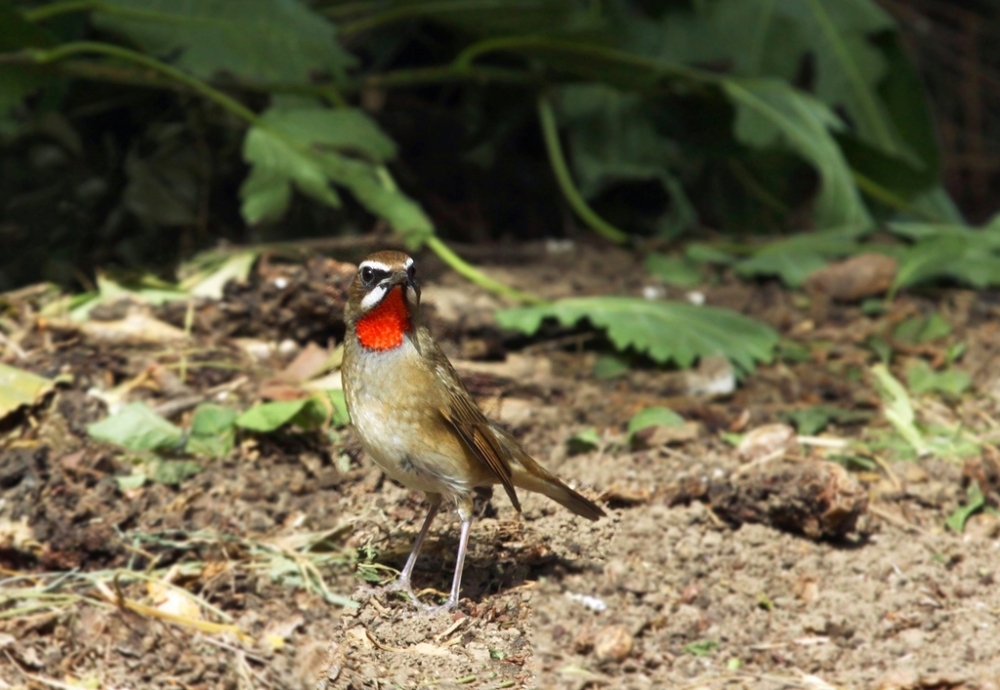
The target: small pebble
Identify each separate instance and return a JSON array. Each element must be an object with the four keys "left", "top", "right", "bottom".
[{"left": 593, "top": 624, "right": 633, "bottom": 663}]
